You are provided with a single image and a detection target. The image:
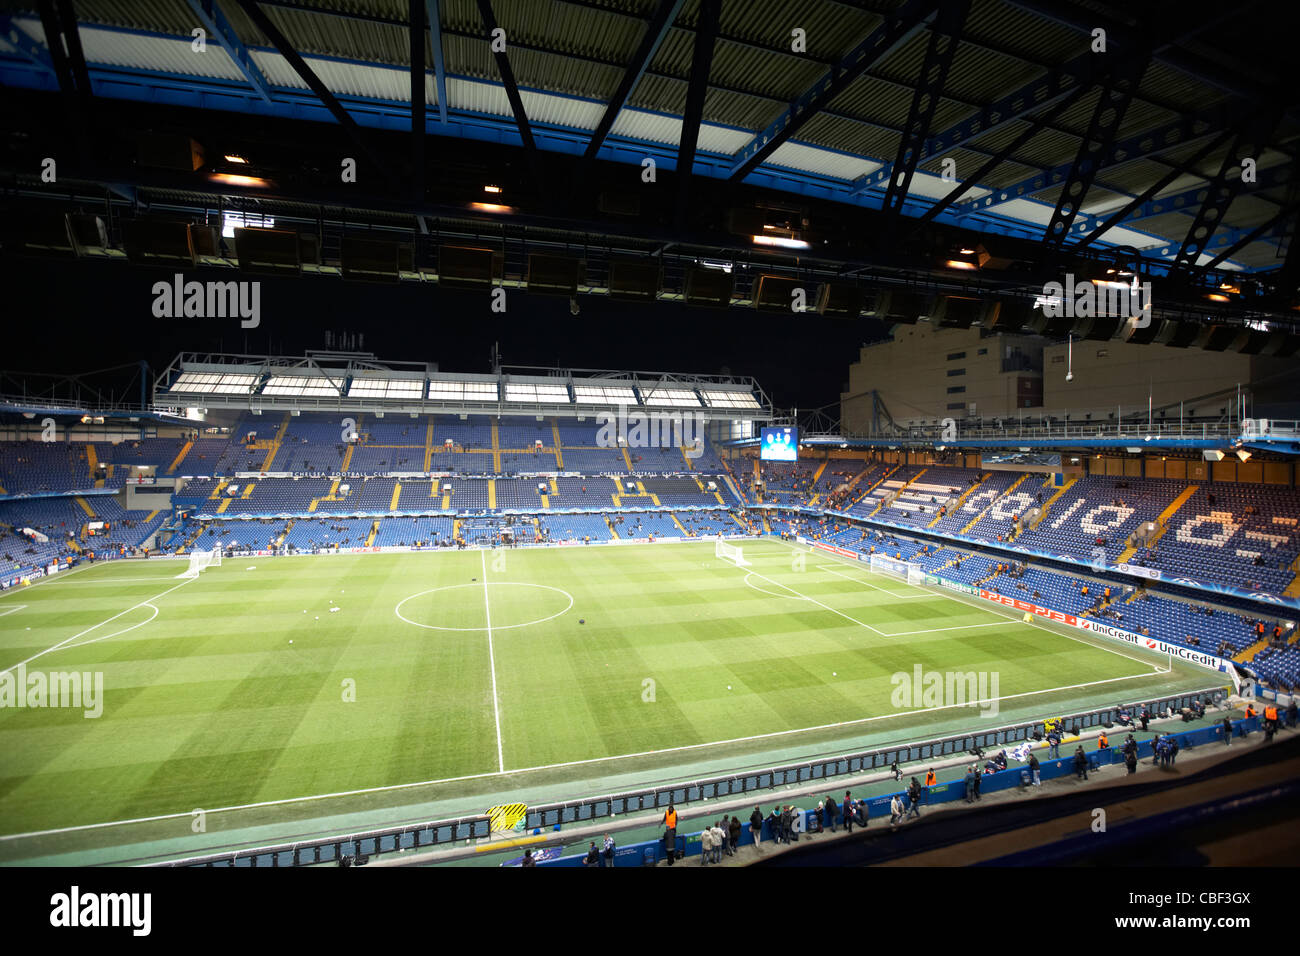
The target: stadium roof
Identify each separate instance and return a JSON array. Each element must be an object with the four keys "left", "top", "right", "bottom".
[
  {"left": 152, "top": 350, "right": 773, "bottom": 418},
  {"left": 2, "top": 0, "right": 1298, "bottom": 321}
]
